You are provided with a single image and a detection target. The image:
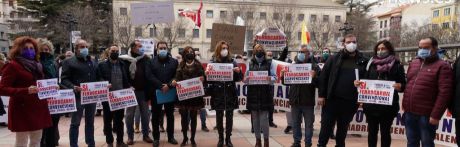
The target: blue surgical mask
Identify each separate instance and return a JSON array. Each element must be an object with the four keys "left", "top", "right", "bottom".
[
  {"left": 417, "top": 48, "right": 431, "bottom": 59},
  {"left": 138, "top": 47, "right": 145, "bottom": 56},
  {"left": 159, "top": 50, "right": 168, "bottom": 58},
  {"left": 80, "top": 48, "right": 89, "bottom": 58},
  {"left": 297, "top": 52, "right": 306, "bottom": 62}
]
